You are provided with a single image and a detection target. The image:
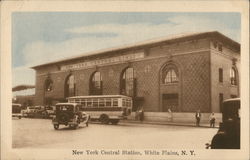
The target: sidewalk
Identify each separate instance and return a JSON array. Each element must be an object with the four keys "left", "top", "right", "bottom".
[{"left": 120, "top": 119, "right": 219, "bottom": 128}]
